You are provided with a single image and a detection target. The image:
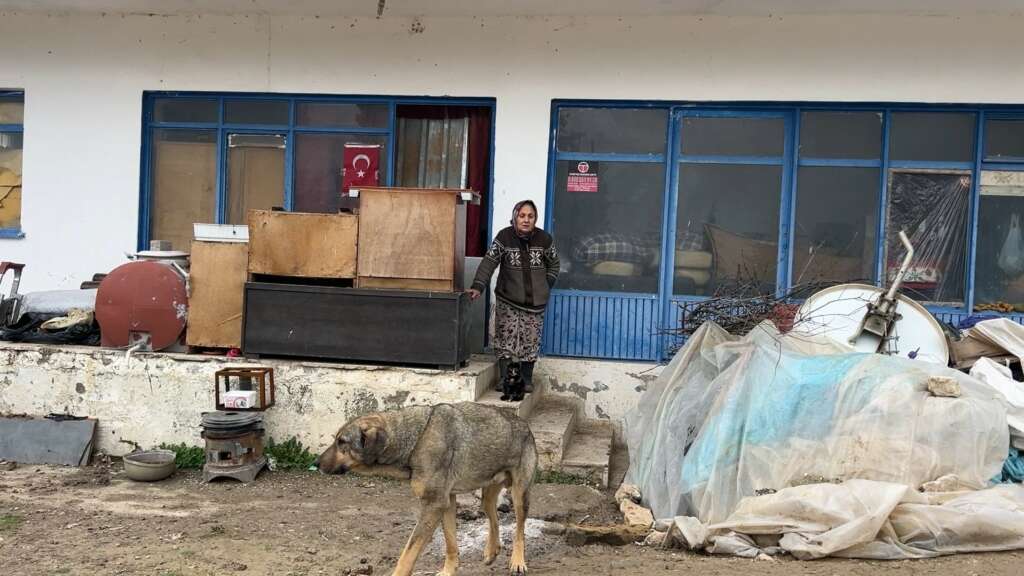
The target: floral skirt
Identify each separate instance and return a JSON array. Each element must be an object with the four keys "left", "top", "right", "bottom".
[{"left": 493, "top": 299, "right": 546, "bottom": 362}]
